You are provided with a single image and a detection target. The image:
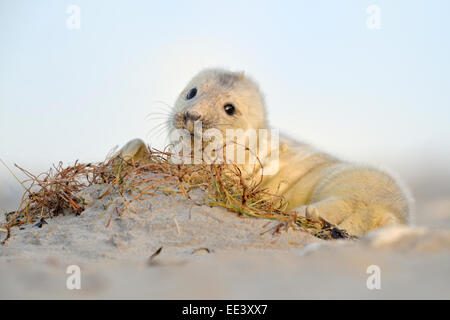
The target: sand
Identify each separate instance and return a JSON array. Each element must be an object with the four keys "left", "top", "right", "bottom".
[{"left": 1, "top": 184, "right": 450, "bottom": 299}]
